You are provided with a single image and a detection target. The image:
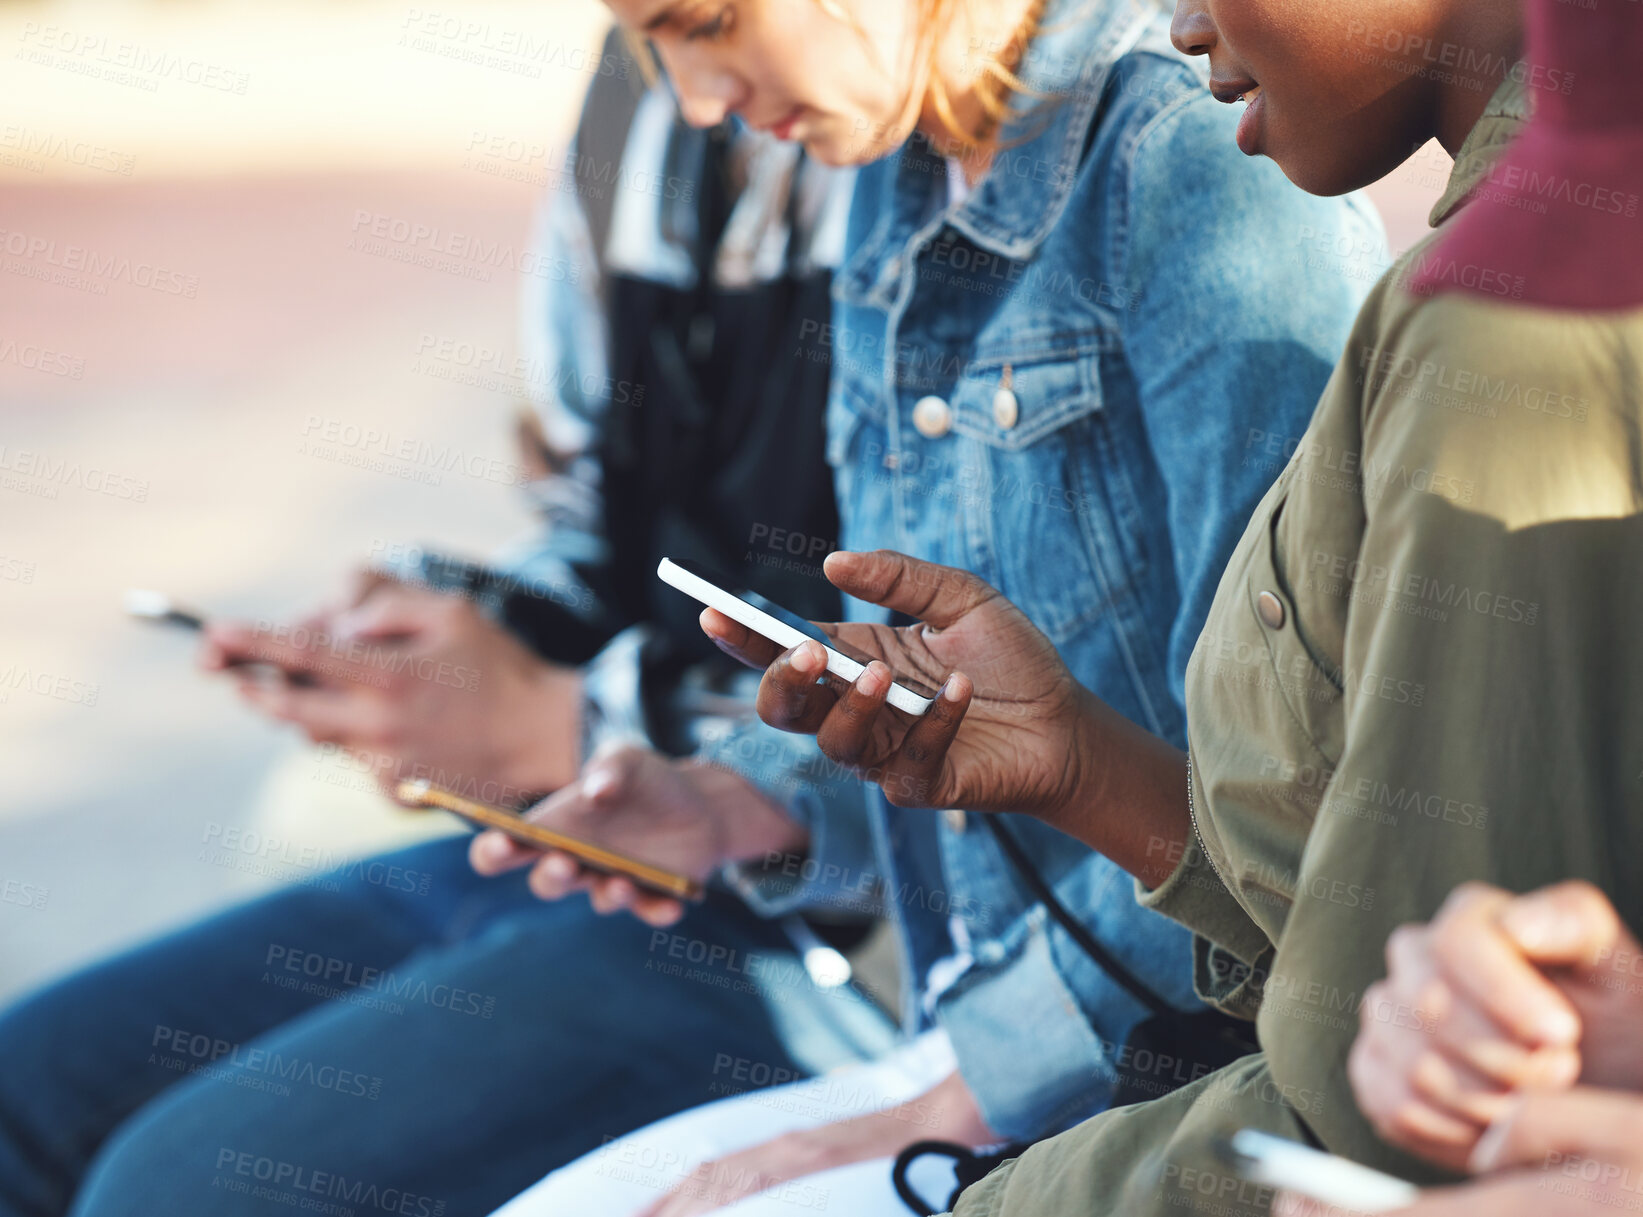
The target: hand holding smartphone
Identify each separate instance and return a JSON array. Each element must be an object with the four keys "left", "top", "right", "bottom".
[
  {"left": 657, "top": 557, "right": 937, "bottom": 715},
  {"left": 396, "top": 779, "right": 704, "bottom": 902},
  {"left": 126, "top": 590, "right": 319, "bottom": 687}
]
